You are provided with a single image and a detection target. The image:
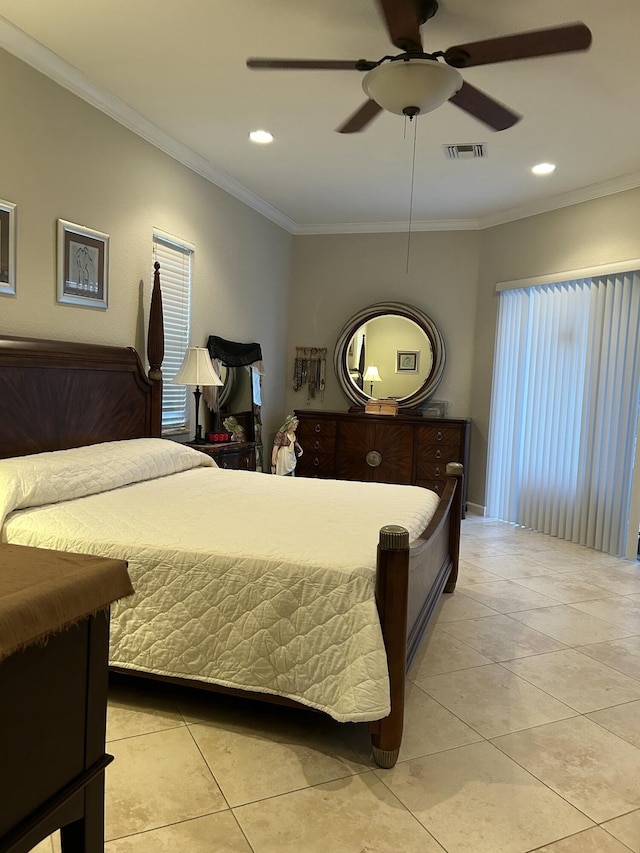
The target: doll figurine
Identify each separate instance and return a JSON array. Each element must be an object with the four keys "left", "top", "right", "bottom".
[{"left": 271, "top": 415, "right": 303, "bottom": 475}]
